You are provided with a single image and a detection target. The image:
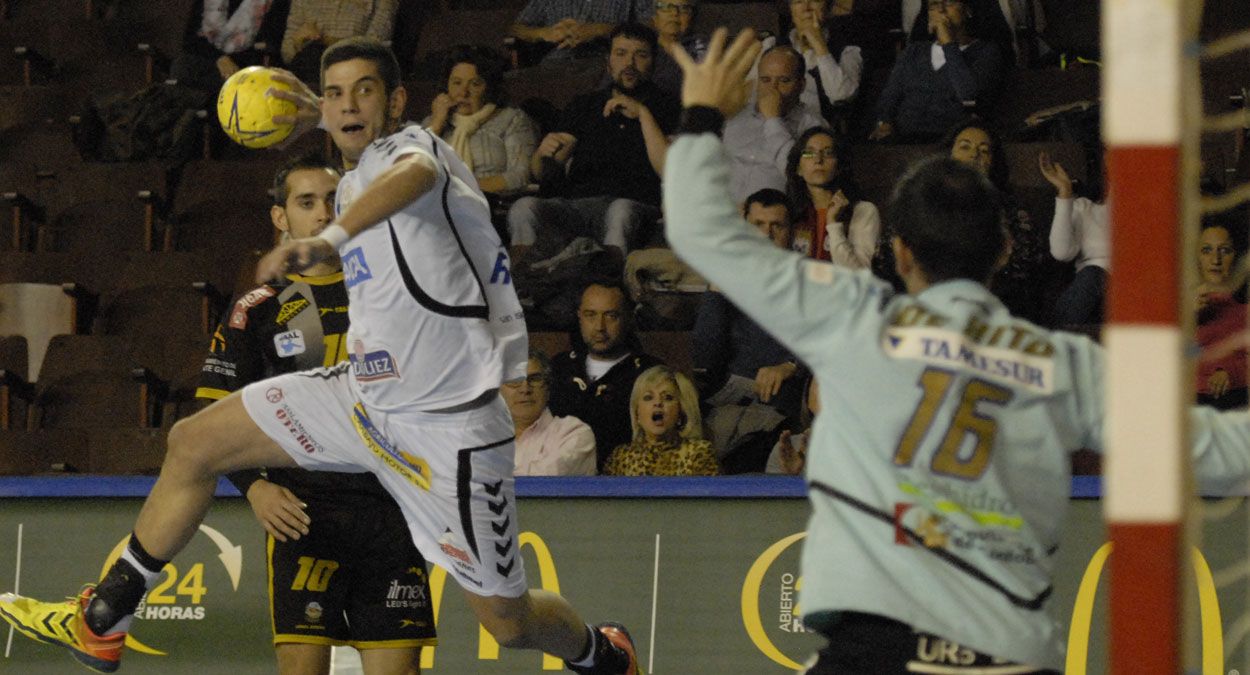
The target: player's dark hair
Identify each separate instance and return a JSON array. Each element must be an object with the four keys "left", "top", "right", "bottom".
[
  {"left": 887, "top": 156, "right": 1006, "bottom": 284},
  {"left": 742, "top": 188, "right": 792, "bottom": 221},
  {"left": 609, "top": 22, "right": 659, "bottom": 54},
  {"left": 321, "top": 37, "right": 402, "bottom": 97},
  {"left": 441, "top": 44, "right": 507, "bottom": 106},
  {"left": 273, "top": 153, "right": 340, "bottom": 206}
]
